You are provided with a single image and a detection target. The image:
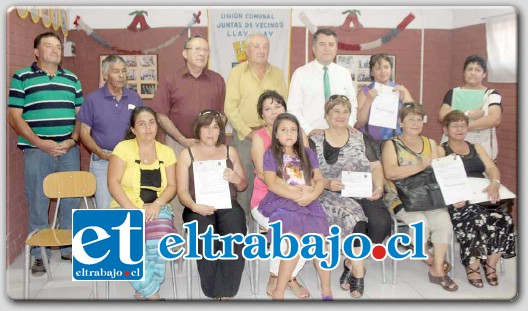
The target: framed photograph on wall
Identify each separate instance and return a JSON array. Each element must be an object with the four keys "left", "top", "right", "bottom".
[
  {"left": 336, "top": 54, "right": 396, "bottom": 94},
  {"left": 99, "top": 54, "right": 158, "bottom": 99}
]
